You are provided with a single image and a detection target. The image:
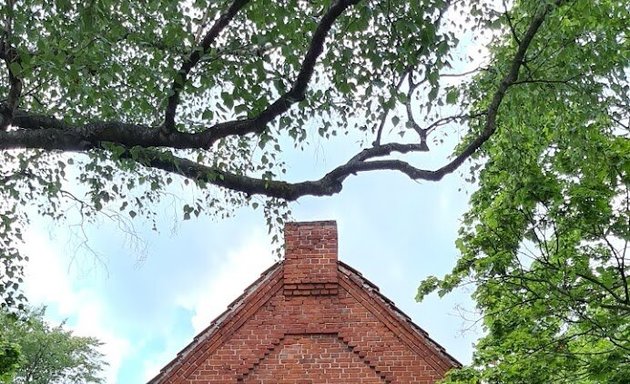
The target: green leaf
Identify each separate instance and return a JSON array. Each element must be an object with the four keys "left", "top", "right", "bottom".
[{"left": 446, "top": 88, "right": 459, "bottom": 104}]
